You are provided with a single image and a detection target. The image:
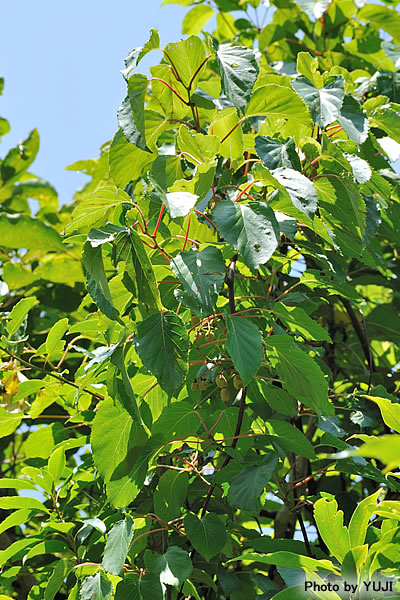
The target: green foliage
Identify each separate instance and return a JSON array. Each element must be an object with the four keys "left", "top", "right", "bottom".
[{"left": 1, "top": 1, "right": 400, "bottom": 598}]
